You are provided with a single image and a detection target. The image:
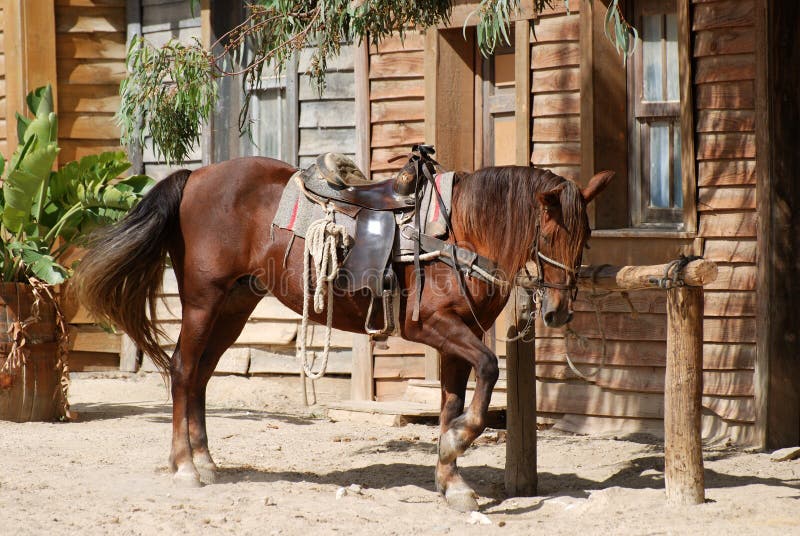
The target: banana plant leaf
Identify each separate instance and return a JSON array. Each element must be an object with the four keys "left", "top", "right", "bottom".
[{"left": 7, "top": 241, "right": 67, "bottom": 285}]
